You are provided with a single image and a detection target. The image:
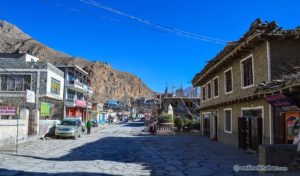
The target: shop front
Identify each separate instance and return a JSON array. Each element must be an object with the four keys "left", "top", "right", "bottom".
[{"left": 265, "top": 94, "right": 300, "bottom": 144}]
